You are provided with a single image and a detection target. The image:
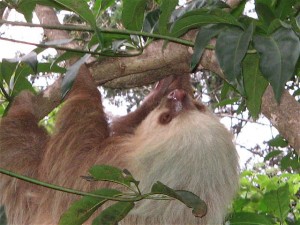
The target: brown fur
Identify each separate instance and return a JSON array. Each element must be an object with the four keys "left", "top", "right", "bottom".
[{"left": 0, "top": 65, "right": 239, "bottom": 224}]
